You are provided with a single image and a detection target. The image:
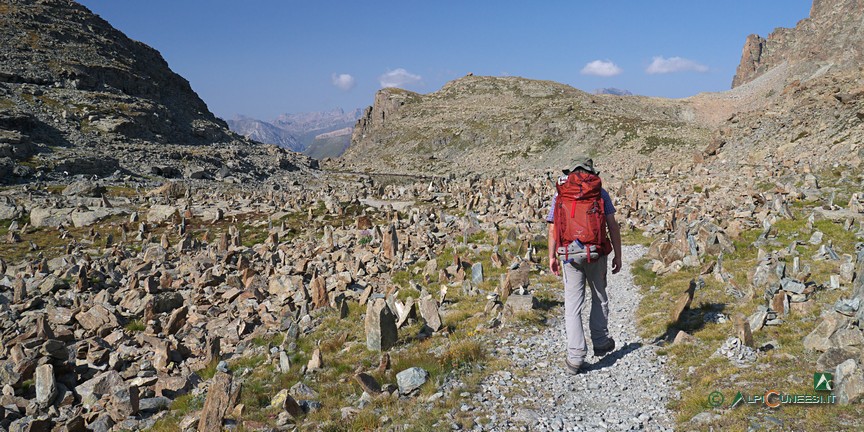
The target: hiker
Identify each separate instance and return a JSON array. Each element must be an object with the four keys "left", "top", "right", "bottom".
[{"left": 546, "top": 155, "right": 622, "bottom": 374}]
